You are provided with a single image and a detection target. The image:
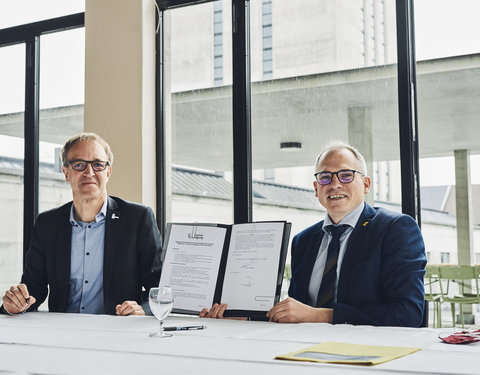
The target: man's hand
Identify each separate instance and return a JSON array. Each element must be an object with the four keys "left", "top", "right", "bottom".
[
  {"left": 115, "top": 301, "right": 145, "bottom": 316},
  {"left": 199, "top": 303, "right": 228, "bottom": 319},
  {"left": 199, "top": 303, "right": 248, "bottom": 320},
  {"left": 2, "top": 284, "right": 36, "bottom": 315},
  {"left": 266, "top": 297, "right": 333, "bottom": 323}
]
